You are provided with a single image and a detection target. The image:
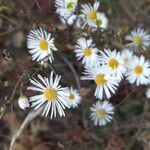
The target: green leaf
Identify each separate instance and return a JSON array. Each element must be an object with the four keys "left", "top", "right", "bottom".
[
  {"left": 94, "top": 143, "right": 103, "bottom": 150},
  {"left": 115, "top": 100, "right": 143, "bottom": 120},
  {"left": 0, "top": 1, "right": 10, "bottom": 12}
]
